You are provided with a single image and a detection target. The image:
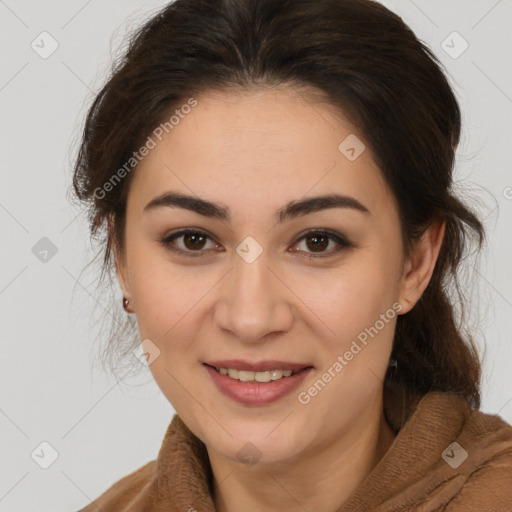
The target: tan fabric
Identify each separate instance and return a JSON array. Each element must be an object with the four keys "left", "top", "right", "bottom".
[{"left": 78, "top": 387, "right": 512, "bottom": 511}]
